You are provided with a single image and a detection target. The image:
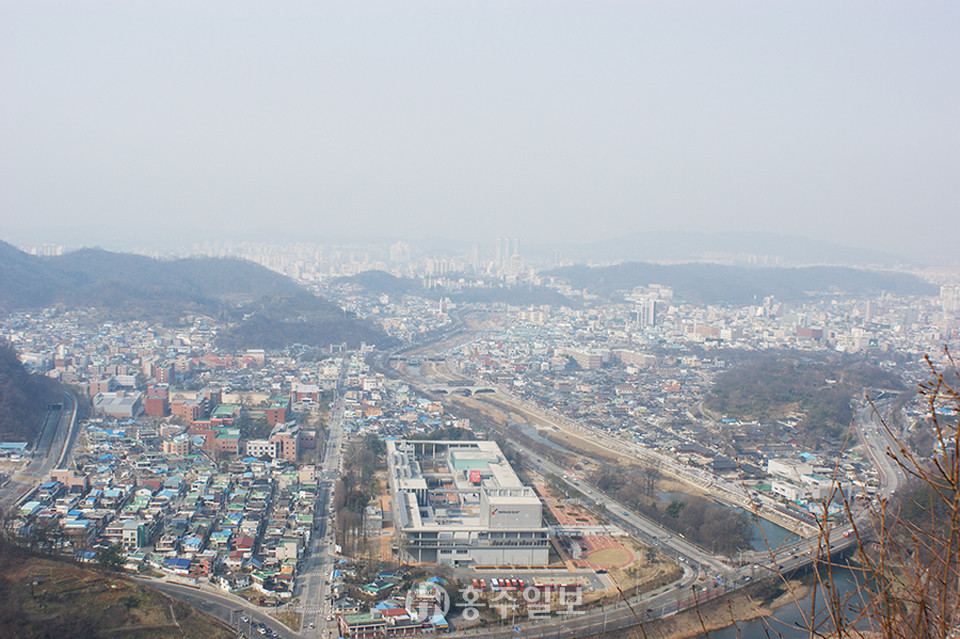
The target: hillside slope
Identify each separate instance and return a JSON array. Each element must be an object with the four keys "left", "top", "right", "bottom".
[
  {"left": 0, "top": 341, "right": 61, "bottom": 442},
  {"left": 0, "top": 241, "right": 391, "bottom": 349},
  {"left": 0, "top": 552, "right": 233, "bottom": 639}
]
